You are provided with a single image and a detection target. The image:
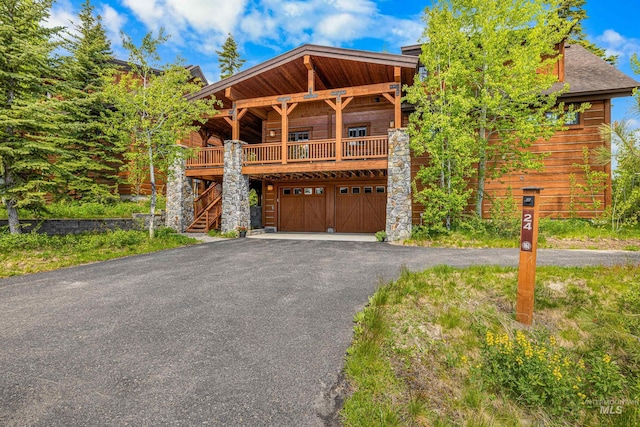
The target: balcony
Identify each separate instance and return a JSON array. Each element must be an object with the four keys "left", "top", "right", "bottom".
[{"left": 186, "top": 136, "right": 389, "bottom": 176}]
